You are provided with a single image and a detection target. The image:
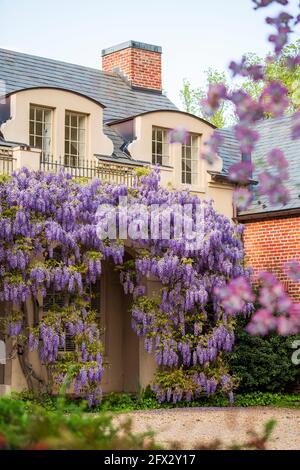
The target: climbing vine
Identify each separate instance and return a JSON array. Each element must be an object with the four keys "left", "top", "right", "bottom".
[{"left": 0, "top": 168, "right": 252, "bottom": 405}]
